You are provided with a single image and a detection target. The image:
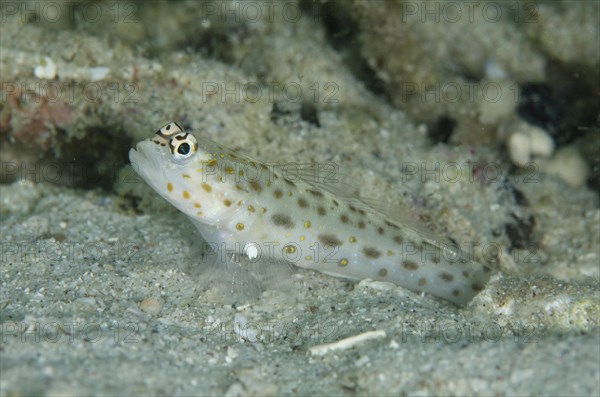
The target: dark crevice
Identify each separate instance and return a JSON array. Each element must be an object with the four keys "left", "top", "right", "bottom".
[
  {"left": 270, "top": 100, "right": 320, "bottom": 127},
  {"left": 59, "top": 125, "right": 132, "bottom": 191},
  {"left": 300, "top": 102, "right": 320, "bottom": 127},
  {"left": 505, "top": 214, "right": 536, "bottom": 251},
  {"left": 428, "top": 116, "right": 456, "bottom": 144},
  {"left": 516, "top": 62, "right": 599, "bottom": 147}
]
